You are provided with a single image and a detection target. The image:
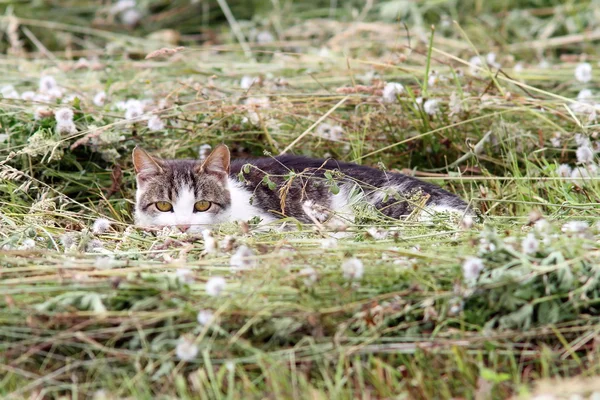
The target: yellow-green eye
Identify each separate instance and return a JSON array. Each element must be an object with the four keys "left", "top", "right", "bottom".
[
  {"left": 155, "top": 201, "right": 173, "bottom": 212},
  {"left": 194, "top": 200, "right": 211, "bottom": 212}
]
